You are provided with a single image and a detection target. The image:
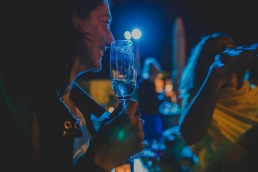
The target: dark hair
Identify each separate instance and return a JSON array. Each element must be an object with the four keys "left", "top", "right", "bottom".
[
  {"left": 2, "top": 0, "right": 109, "bottom": 106},
  {"left": 57, "top": 0, "right": 110, "bottom": 95},
  {"left": 141, "top": 57, "right": 161, "bottom": 79},
  {"left": 179, "top": 33, "right": 235, "bottom": 98}
]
